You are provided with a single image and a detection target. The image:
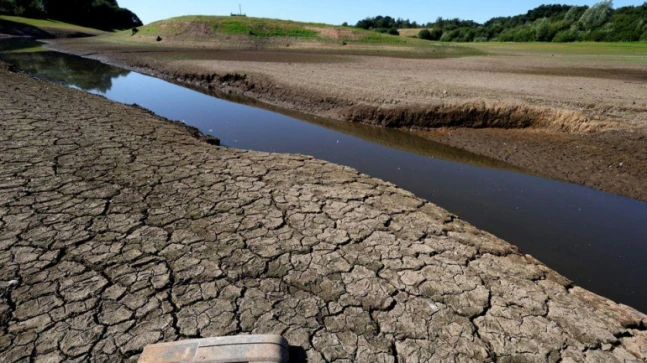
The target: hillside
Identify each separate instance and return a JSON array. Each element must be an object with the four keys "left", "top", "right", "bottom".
[
  {"left": 0, "top": 15, "right": 106, "bottom": 38},
  {"left": 100, "top": 16, "right": 483, "bottom": 58},
  {"left": 140, "top": 16, "right": 432, "bottom": 45}
]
